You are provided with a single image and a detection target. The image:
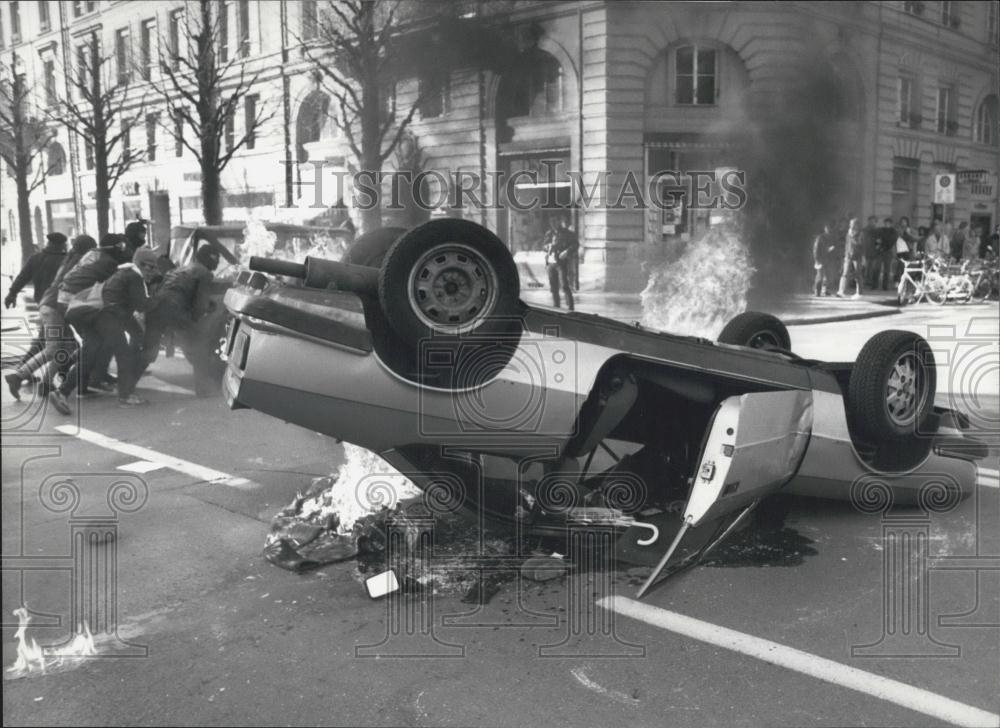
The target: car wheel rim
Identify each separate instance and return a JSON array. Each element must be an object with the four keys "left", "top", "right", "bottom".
[
  {"left": 748, "top": 330, "right": 781, "bottom": 349},
  {"left": 407, "top": 243, "right": 499, "bottom": 333},
  {"left": 885, "top": 352, "right": 925, "bottom": 427}
]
